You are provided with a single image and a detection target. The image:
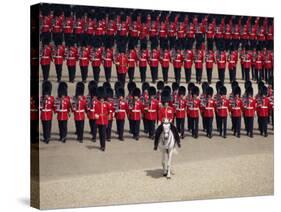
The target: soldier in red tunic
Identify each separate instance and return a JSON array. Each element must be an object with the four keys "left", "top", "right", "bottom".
[
  {"left": 128, "top": 88, "right": 144, "bottom": 140},
  {"left": 52, "top": 7, "right": 64, "bottom": 46},
  {"left": 86, "top": 81, "right": 98, "bottom": 141},
  {"left": 175, "top": 86, "right": 187, "bottom": 138},
  {"left": 144, "top": 86, "right": 159, "bottom": 139},
  {"left": 63, "top": 8, "right": 74, "bottom": 47},
  {"left": 187, "top": 86, "right": 201, "bottom": 138},
  {"left": 242, "top": 47, "right": 252, "bottom": 82},
  {"left": 141, "top": 82, "right": 150, "bottom": 134},
  {"left": 201, "top": 86, "right": 215, "bottom": 138},
  {"left": 256, "top": 86, "right": 271, "bottom": 137},
  {"left": 40, "top": 81, "right": 54, "bottom": 144},
  {"left": 216, "top": 49, "right": 227, "bottom": 84},
  {"left": 149, "top": 48, "right": 160, "bottom": 83},
  {"left": 205, "top": 46, "right": 215, "bottom": 84},
  {"left": 128, "top": 48, "right": 138, "bottom": 81},
  {"left": 242, "top": 86, "right": 256, "bottom": 138},
  {"left": 138, "top": 48, "right": 149, "bottom": 83},
  {"left": 159, "top": 48, "right": 171, "bottom": 84},
  {"left": 54, "top": 82, "right": 71, "bottom": 143},
  {"left": 115, "top": 88, "right": 128, "bottom": 141},
  {"left": 194, "top": 47, "right": 204, "bottom": 84},
  {"left": 140, "top": 13, "right": 149, "bottom": 50},
  {"left": 215, "top": 86, "right": 229, "bottom": 138},
  {"left": 158, "top": 89, "right": 175, "bottom": 125},
  {"left": 228, "top": 48, "right": 238, "bottom": 83},
  {"left": 115, "top": 50, "right": 129, "bottom": 87},
  {"left": 79, "top": 45, "right": 90, "bottom": 83},
  {"left": 71, "top": 82, "right": 87, "bottom": 142},
  {"left": 102, "top": 48, "right": 113, "bottom": 82},
  {"left": 105, "top": 88, "right": 115, "bottom": 142},
  {"left": 40, "top": 42, "right": 52, "bottom": 81},
  {"left": 159, "top": 13, "right": 168, "bottom": 50},
  {"left": 172, "top": 48, "right": 184, "bottom": 84},
  {"left": 91, "top": 47, "right": 102, "bottom": 82},
  {"left": 183, "top": 49, "right": 193, "bottom": 83},
  {"left": 229, "top": 86, "right": 242, "bottom": 138},
  {"left": 94, "top": 87, "right": 110, "bottom": 151},
  {"left": 52, "top": 42, "right": 65, "bottom": 82},
  {"left": 65, "top": 38, "right": 78, "bottom": 83}
]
